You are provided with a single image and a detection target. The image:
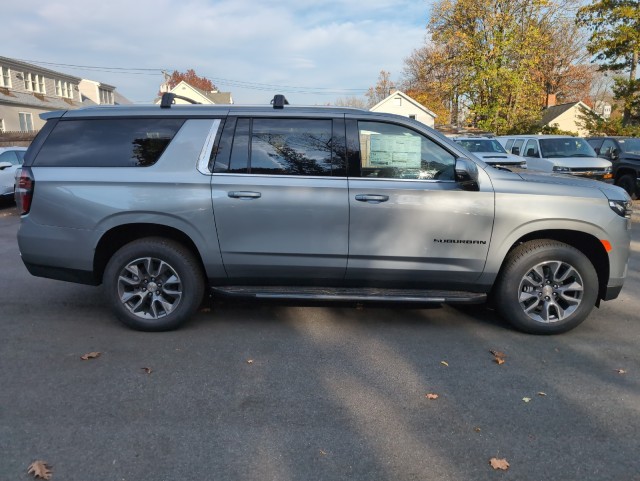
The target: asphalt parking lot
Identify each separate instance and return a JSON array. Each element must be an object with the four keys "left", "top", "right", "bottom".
[{"left": 1, "top": 201, "right": 639, "bottom": 481}]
